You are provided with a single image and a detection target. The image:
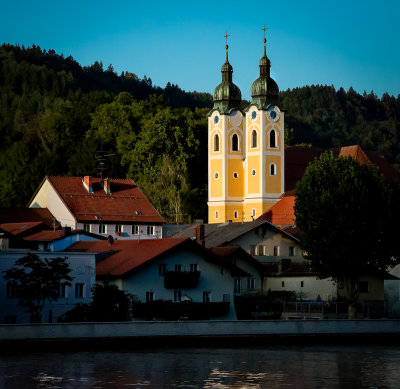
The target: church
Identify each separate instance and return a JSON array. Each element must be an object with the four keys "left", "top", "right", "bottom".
[{"left": 208, "top": 33, "right": 284, "bottom": 223}]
